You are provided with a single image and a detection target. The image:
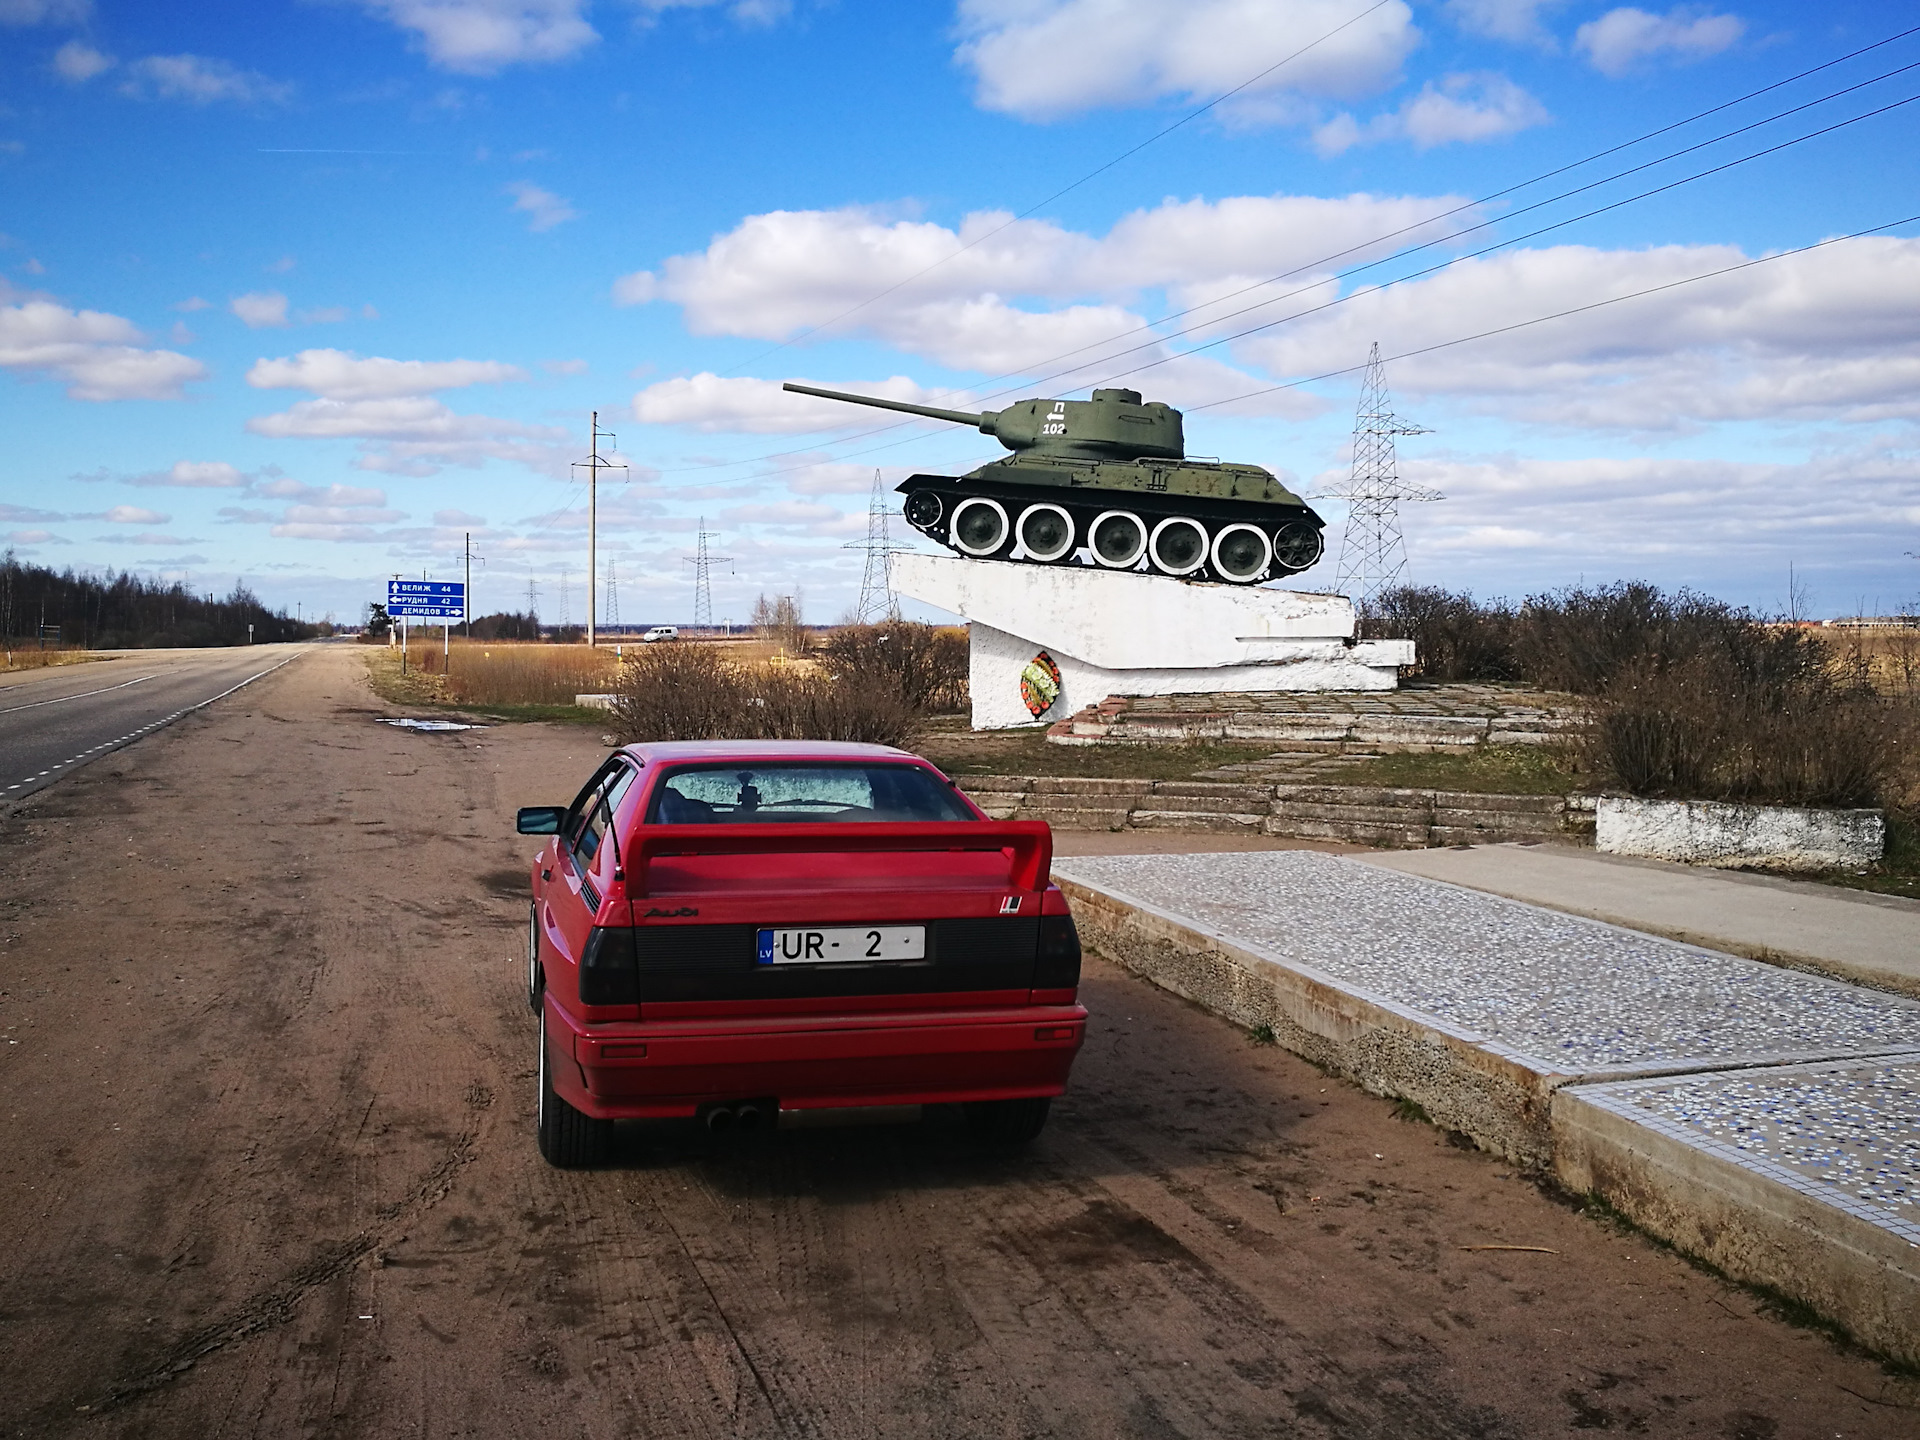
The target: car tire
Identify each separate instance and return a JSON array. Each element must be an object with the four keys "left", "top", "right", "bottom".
[
  {"left": 964, "top": 1096, "right": 1050, "bottom": 1147},
  {"left": 526, "top": 901, "right": 543, "bottom": 1014},
  {"left": 536, "top": 1006, "right": 613, "bottom": 1169}
]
